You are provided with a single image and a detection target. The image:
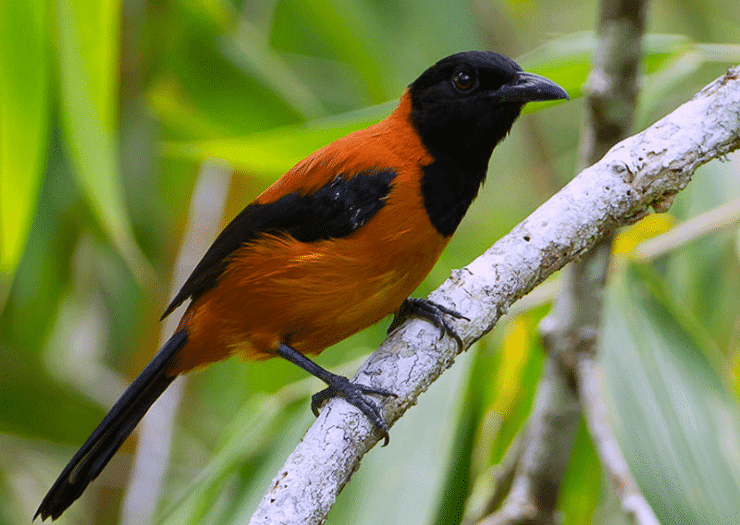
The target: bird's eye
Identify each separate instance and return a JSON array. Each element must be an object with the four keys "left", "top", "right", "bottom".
[{"left": 453, "top": 70, "right": 476, "bottom": 91}]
